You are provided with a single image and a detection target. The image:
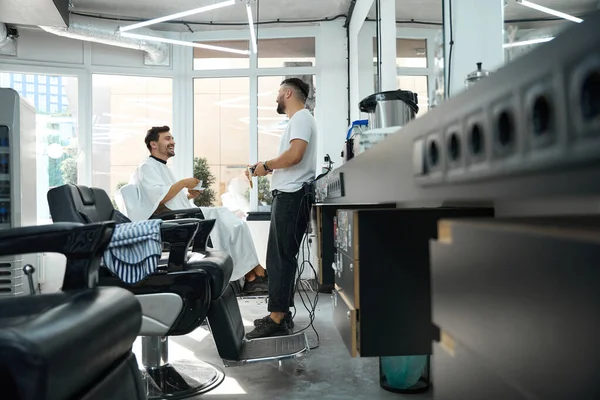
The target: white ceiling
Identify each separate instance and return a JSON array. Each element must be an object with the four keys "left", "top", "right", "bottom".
[
  {"left": 71, "top": 0, "right": 349, "bottom": 27},
  {"left": 68, "top": 0, "right": 598, "bottom": 31}
]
